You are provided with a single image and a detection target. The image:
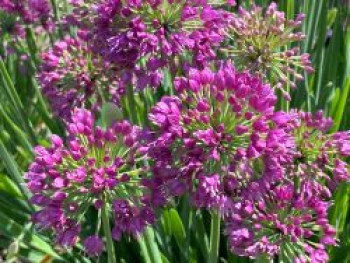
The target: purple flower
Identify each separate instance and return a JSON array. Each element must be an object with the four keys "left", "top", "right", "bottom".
[
  {"left": 26, "top": 109, "right": 154, "bottom": 253},
  {"left": 55, "top": 224, "right": 81, "bottom": 248},
  {"left": 147, "top": 64, "right": 278, "bottom": 209},
  {"left": 224, "top": 181, "right": 335, "bottom": 261},
  {"left": 87, "top": 0, "right": 232, "bottom": 88},
  {"left": 83, "top": 236, "right": 104, "bottom": 257},
  {"left": 39, "top": 37, "right": 124, "bottom": 120},
  {"left": 149, "top": 96, "right": 182, "bottom": 133},
  {"left": 112, "top": 200, "right": 155, "bottom": 240},
  {"left": 192, "top": 174, "right": 227, "bottom": 210},
  {"left": 225, "top": 2, "right": 313, "bottom": 91},
  {"left": 273, "top": 110, "right": 350, "bottom": 189}
]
